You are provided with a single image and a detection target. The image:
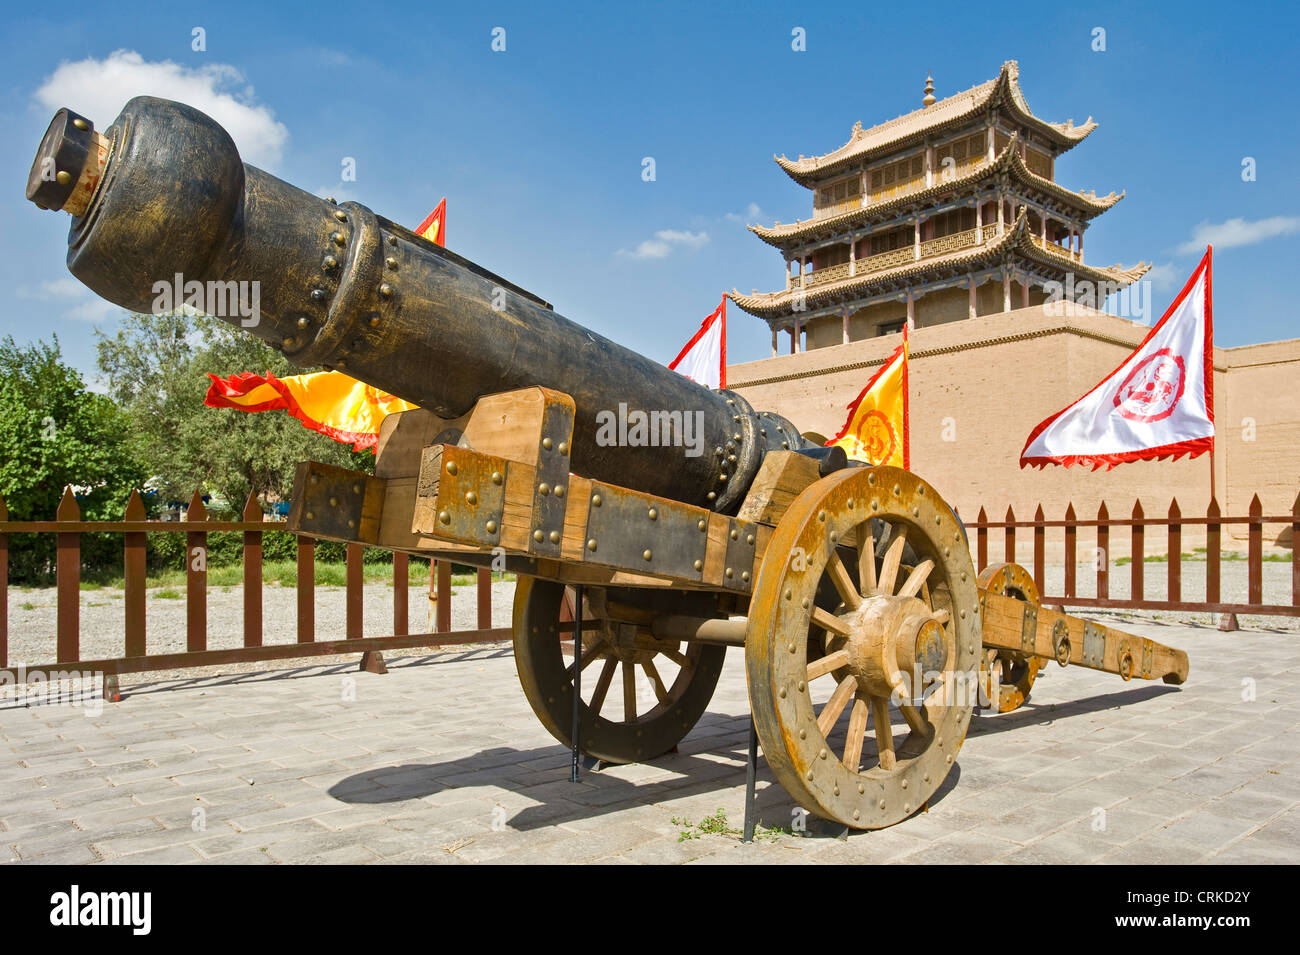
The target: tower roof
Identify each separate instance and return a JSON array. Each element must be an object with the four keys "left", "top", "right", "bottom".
[
  {"left": 774, "top": 61, "right": 1096, "bottom": 188},
  {"left": 750, "top": 135, "right": 1123, "bottom": 250}
]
